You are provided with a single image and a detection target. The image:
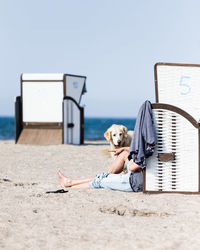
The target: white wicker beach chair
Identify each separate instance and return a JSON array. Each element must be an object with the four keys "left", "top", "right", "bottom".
[{"left": 144, "top": 62, "right": 200, "bottom": 193}]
